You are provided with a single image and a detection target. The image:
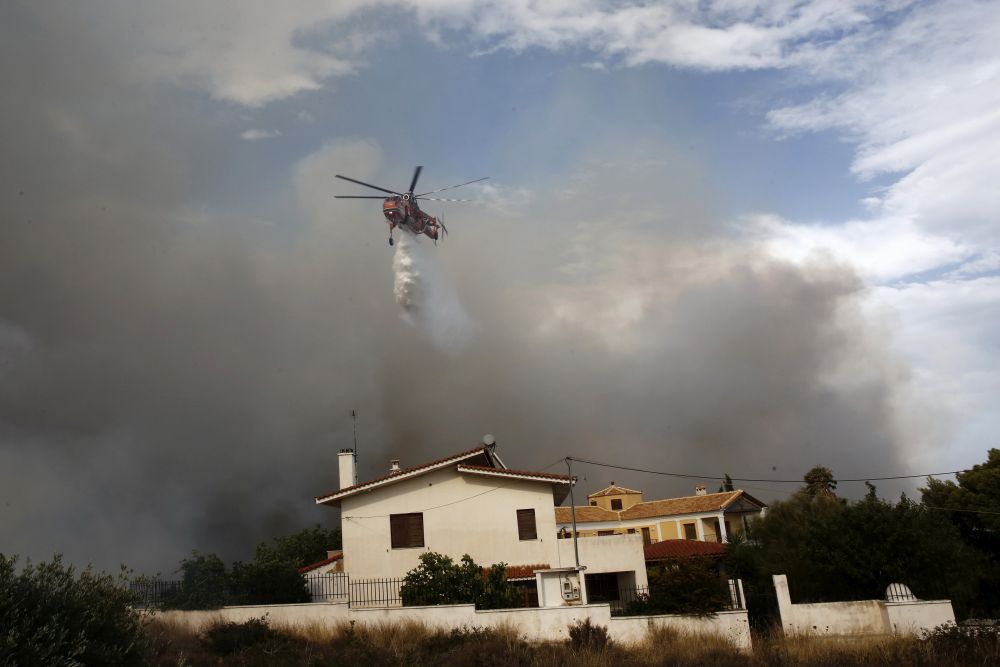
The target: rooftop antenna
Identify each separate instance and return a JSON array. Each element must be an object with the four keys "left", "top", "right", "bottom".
[{"left": 351, "top": 409, "right": 358, "bottom": 467}]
